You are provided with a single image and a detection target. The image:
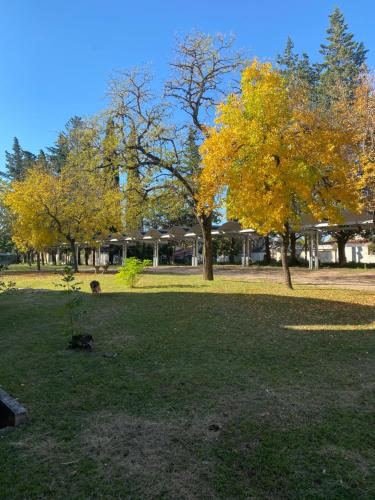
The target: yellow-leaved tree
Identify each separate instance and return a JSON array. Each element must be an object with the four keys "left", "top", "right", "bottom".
[
  {"left": 5, "top": 124, "right": 122, "bottom": 271},
  {"left": 198, "top": 60, "right": 361, "bottom": 288},
  {"left": 352, "top": 73, "right": 375, "bottom": 218}
]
